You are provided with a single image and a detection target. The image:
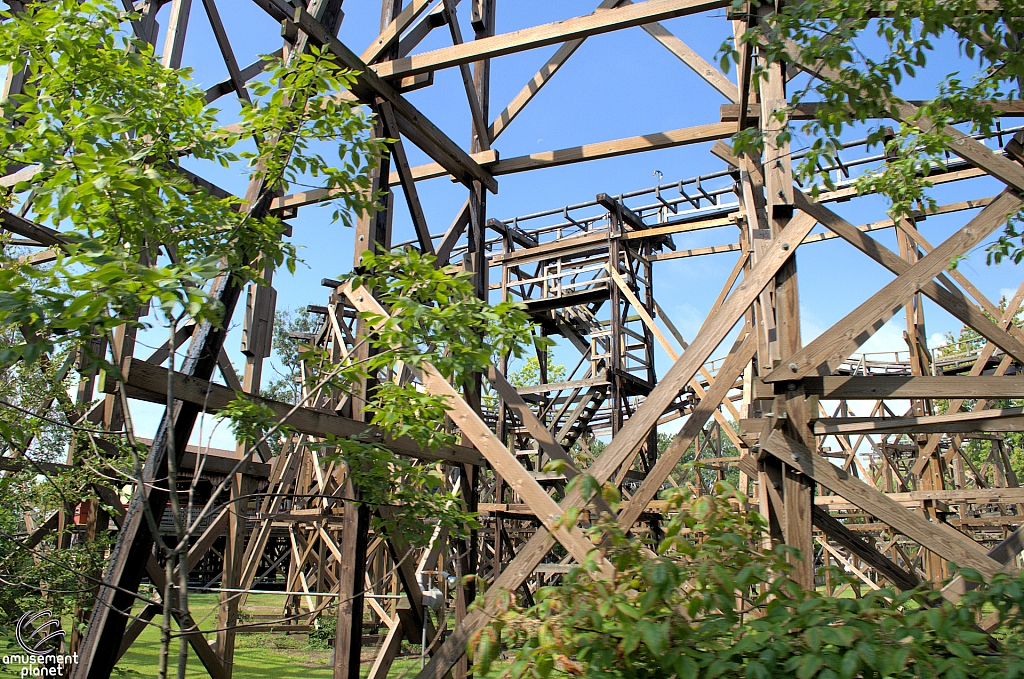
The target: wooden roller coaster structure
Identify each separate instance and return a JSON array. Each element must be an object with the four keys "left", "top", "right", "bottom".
[{"left": 4, "top": 1, "right": 1024, "bottom": 678}]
